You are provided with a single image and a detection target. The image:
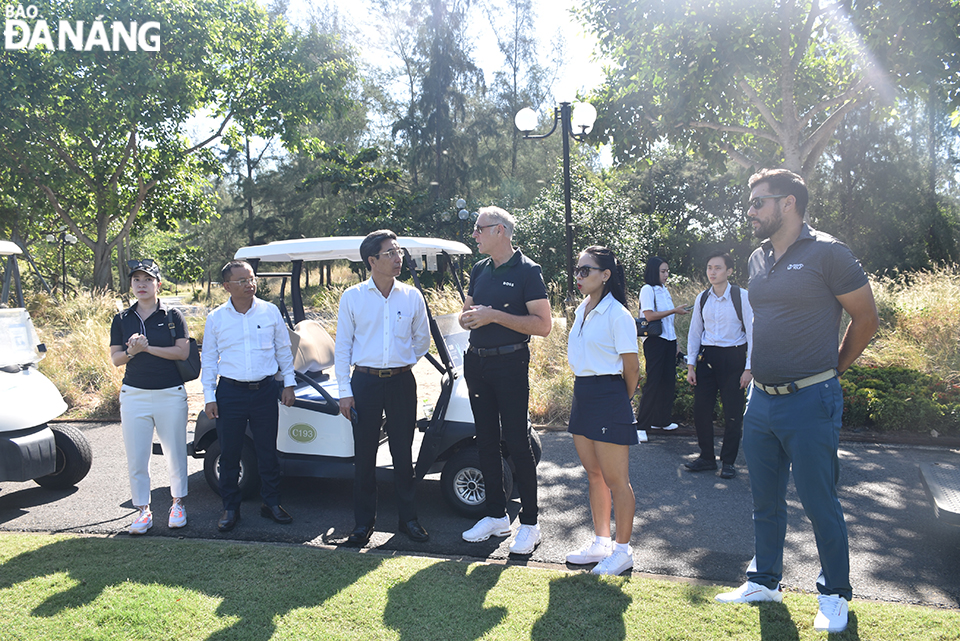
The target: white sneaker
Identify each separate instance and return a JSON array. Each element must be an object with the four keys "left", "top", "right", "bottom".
[
  {"left": 168, "top": 500, "right": 187, "bottom": 529},
  {"left": 509, "top": 523, "right": 541, "bottom": 554},
  {"left": 653, "top": 422, "right": 679, "bottom": 431},
  {"left": 462, "top": 516, "right": 511, "bottom": 542},
  {"left": 129, "top": 507, "right": 152, "bottom": 535},
  {"left": 814, "top": 594, "right": 848, "bottom": 633},
  {"left": 566, "top": 539, "right": 613, "bottom": 564},
  {"left": 592, "top": 549, "right": 634, "bottom": 576},
  {"left": 715, "top": 581, "right": 783, "bottom": 603}
]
